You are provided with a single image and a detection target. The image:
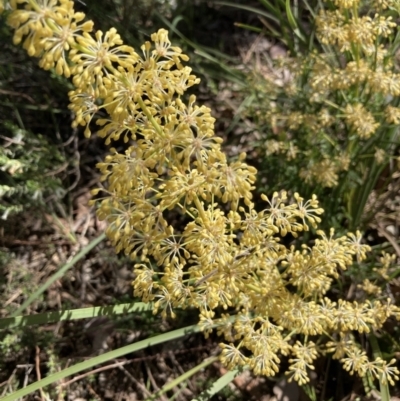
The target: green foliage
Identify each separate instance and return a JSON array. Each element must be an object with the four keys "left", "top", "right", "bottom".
[{"left": 0, "top": 122, "right": 65, "bottom": 219}]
